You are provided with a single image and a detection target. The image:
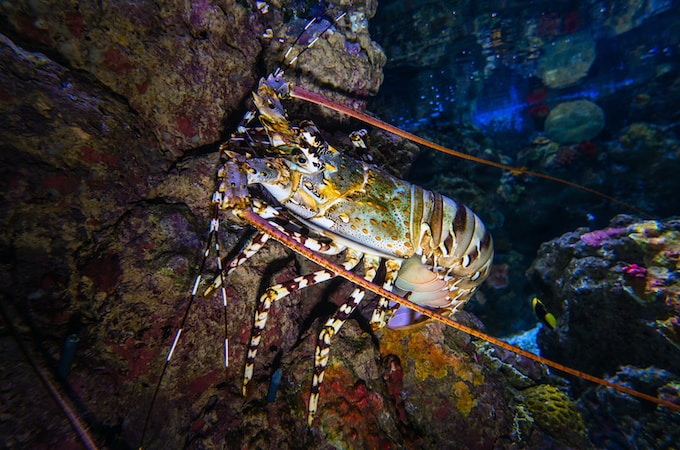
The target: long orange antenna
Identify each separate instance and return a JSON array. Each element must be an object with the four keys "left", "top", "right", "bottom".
[
  {"left": 0, "top": 301, "right": 99, "bottom": 449},
  {"left": 240, "top": 208, "right": 679, "bottom": 412},
  {"left": 291, "top": 86, "right": 653, "bottom": 219}
]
